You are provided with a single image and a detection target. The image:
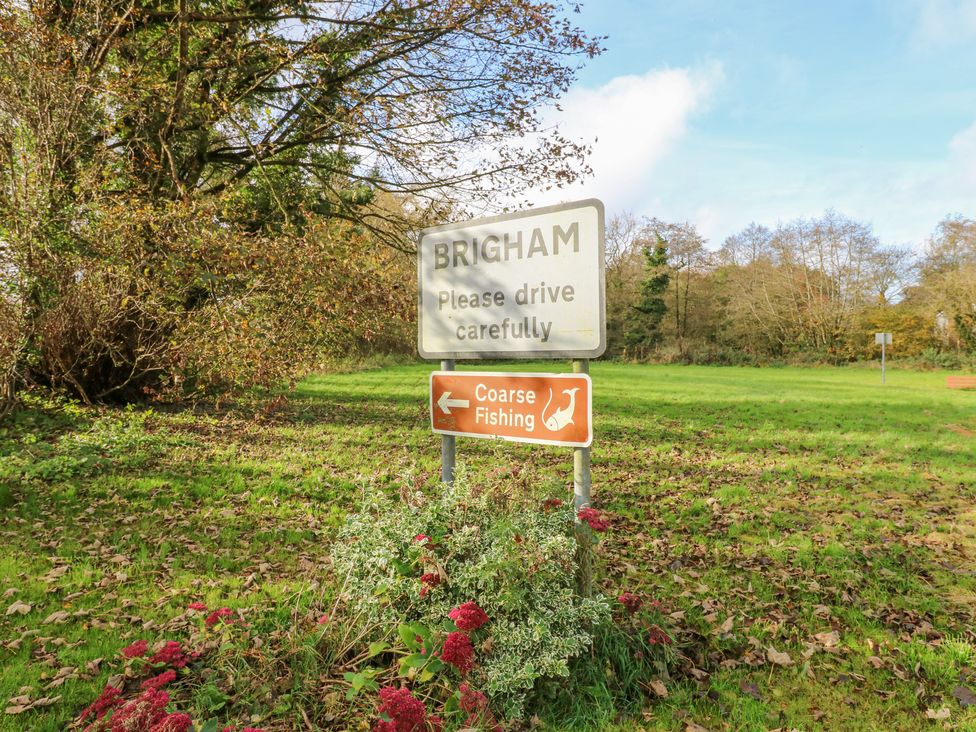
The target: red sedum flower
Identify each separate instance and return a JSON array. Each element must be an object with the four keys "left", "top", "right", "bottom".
[
  {"left": 205, "top": 607, "right": 236, "bottom": 627},
  {"left": 121, "top": 639, "right": 149, "bottom": 658},
  {"left": 187, "top": 602, "right": 207, "bottom": 612},
  {"left": 448, "top": 602, "right": 489, "bottom": 631},
  {"left": 149, "top": 712, "right": 193, "bottom": 732},
  {"left": 577, "top": 507, "right": 610, "bottom": 532},
  {"left": 458, "top": 682, "right": 488, "bottom": 713},
  {"left": 78, "top": 685, "right": 123, "bottom": 722},
  {"left": 149, "top": 641, "right": 191, "bottom": 668},
  {"left": 440, "top": 631, "right": 475, "bottom": 675},
  {"left": 648, "top": 626, "right": 673, "bottom": 645},
  {"left": 419, "top": 573, "right": 441, "bottom": 598},
  {"left": 375, "top": 686, "right": 427, "bottom": 732},
  {"left": 107, "top": 688, "right": 170, "bottom": 730},
  {"left": 141, "top": 670, "right": 177, "bottom": 691},
  {"left": 618, "top": 592, "right": 642, "bottom": 614}
]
